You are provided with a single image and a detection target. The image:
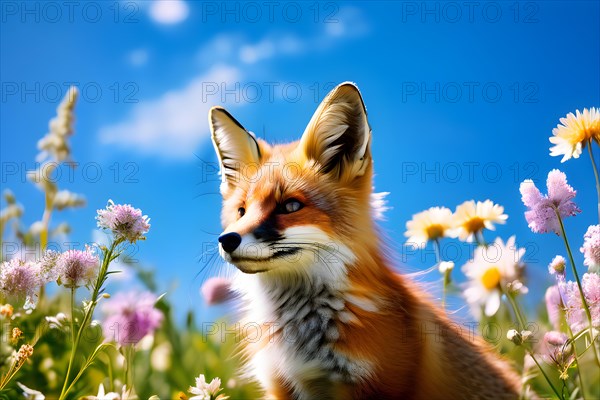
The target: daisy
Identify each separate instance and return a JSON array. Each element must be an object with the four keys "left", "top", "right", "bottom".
[
  {"left": 519, "top": 169, "right": 580, "bottom": 235},
  {"left": 189, "top": 374, "right": 229, "bottom": 400},
  {"left": 452, "top": 200, "right": 507, "bottom": 242},
  {"left": 549, "top": 107, "right": 600, "bottom": 162},
  {"left": 16, "top": 382, "right": 44, "bottom": 400},
  {"left": 404, "top": 206, "right": 454, "bottom": 249},
  {"left": 82, "top": 384, "right": 129, "bottom": 400},
  {"left": 462, "top": 236, "right": 525, "bottom": 318}
]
